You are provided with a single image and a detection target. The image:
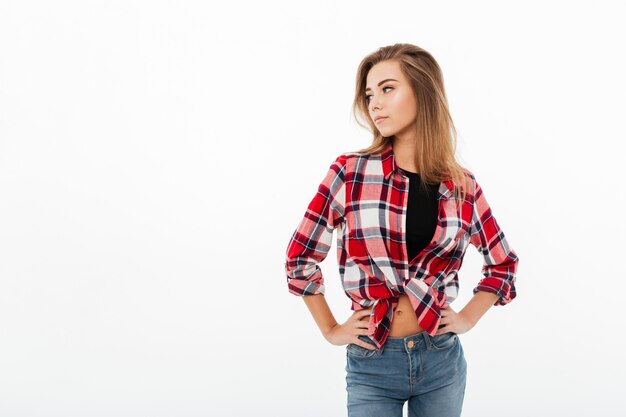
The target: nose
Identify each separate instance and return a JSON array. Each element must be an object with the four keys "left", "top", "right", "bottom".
[{"left": 369, "top": 96, "right": 383, "bottom": 112}]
